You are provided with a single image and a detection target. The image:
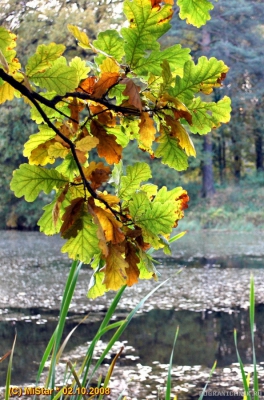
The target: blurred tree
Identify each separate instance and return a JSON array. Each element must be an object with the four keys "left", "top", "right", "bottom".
[{"left": 162, "top": 0, "right": 264, "bottom": 193}]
